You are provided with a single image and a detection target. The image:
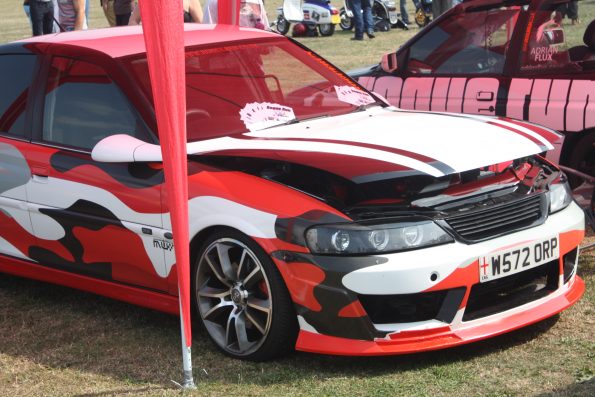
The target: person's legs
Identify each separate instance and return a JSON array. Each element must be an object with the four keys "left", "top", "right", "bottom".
[
  {"left": 362, "top": 0, "right": 374, "bottom": 37},
  {"left": 116, "top": 12, "right": 131, "bottom": 26},
  {"left": 568, "top": 1, "right": 579, "bottom": 23},
  {"left": 400, "top": 0, "right": 409, "bottom": 24},
  {"left": 23, "top": 3, "right": 31, "bottom": 24},
  {"left": 103, "top": 0, "right": 116, "bottom": 27},
  {"left": 29, "top": 1, "right": 45, "bottom": 36},
  {"left": 42, "top": 1, "right": 54, "bottom": 34},
  {"left": 350, "top": 0, "right": 364, "bottom": 40}
]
